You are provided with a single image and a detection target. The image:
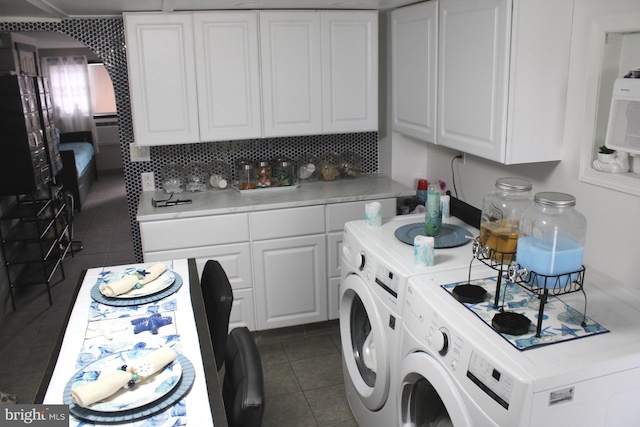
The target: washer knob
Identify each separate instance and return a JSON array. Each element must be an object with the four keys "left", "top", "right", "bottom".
[{"left": 431, "top": 329, "right": 449, "bottom": 355}]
